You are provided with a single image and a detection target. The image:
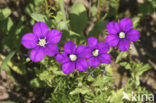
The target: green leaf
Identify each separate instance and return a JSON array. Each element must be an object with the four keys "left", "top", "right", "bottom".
[
  {"left": 91, "top": 5, "right": 97, "bottom": 17},
  {"left": 51, "top": 11, "right": 68, "bottom": 30},
  {"left": 69, "top": 2, "right": 88, "bottom": 34},
  {"left": 137, "top": 64, "right": 152, "bottom": 76},
  {"left": 33, "top": 0, "right": 44, "bottom": 6},
  {"left": 109, "top": 89, "right": 124, "bottom": 103},
  {"left": 62, "top": 30, "right": 80, "bottom": 38},
  {"left": 70, "top": 86, "right": 92, "bottom": 95},
  {"left": 116, "top": 51, "right": 128, "bottom": 63},
  {"left": 87, "top": 75, "right": 95, "bottom": 82},
  {"left": 139, "top": 1, "right": 155, "bottom": 15},
  {"left": 89, "top": 21, "right": 106, "bottom": 37},
  {"left": 105, "top": 64, "right": 113, "bottom": 74},
  {"left": 0, "top": 17, "right": 14, "bottom": 33},
  {"left": 7, "top": 61, "right": 23, "bottom": 75},
  {"left": 120, "top": 62, "right": 131, "bottom": 70},
  {"left": 31, "top": 13, "right": 48, "bottom": 22},
  {"left": 132, "top": 16, "right": 141, "bottom": 28},
  {"left": 0, "top": 8, "right": 11, "bottom": 21},
  {"left": 24, "top": 0, "right": 44, "bottom": 14},
  {"left": 0, "top": 51, "right": 15, "bottom": 71},
  {"left": 93, "top": 74, "right": 113, "bottom": 89},
  {"left": 24, "top": 3, "right": 34, "bottom": 15},
  {"left": 30, "top": 78, "right": 46, "bottom": 88},
  {"left": 59, "top": 30, "right": 81, "bottom": 46}
]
